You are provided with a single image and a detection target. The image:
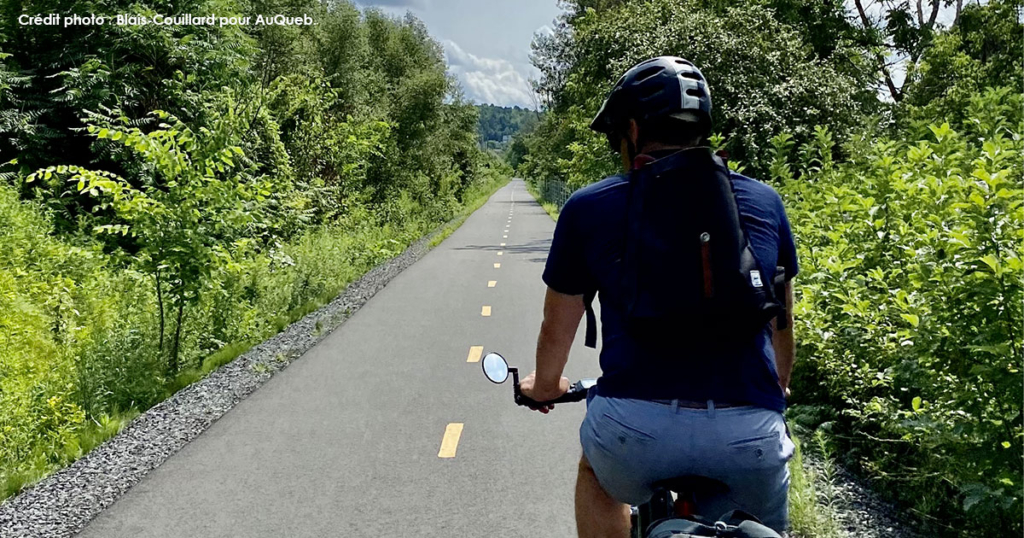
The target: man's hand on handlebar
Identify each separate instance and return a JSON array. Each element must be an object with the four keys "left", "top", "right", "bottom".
[{"left": 519, "top": 370, "right": 570, "bottom": 414}]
